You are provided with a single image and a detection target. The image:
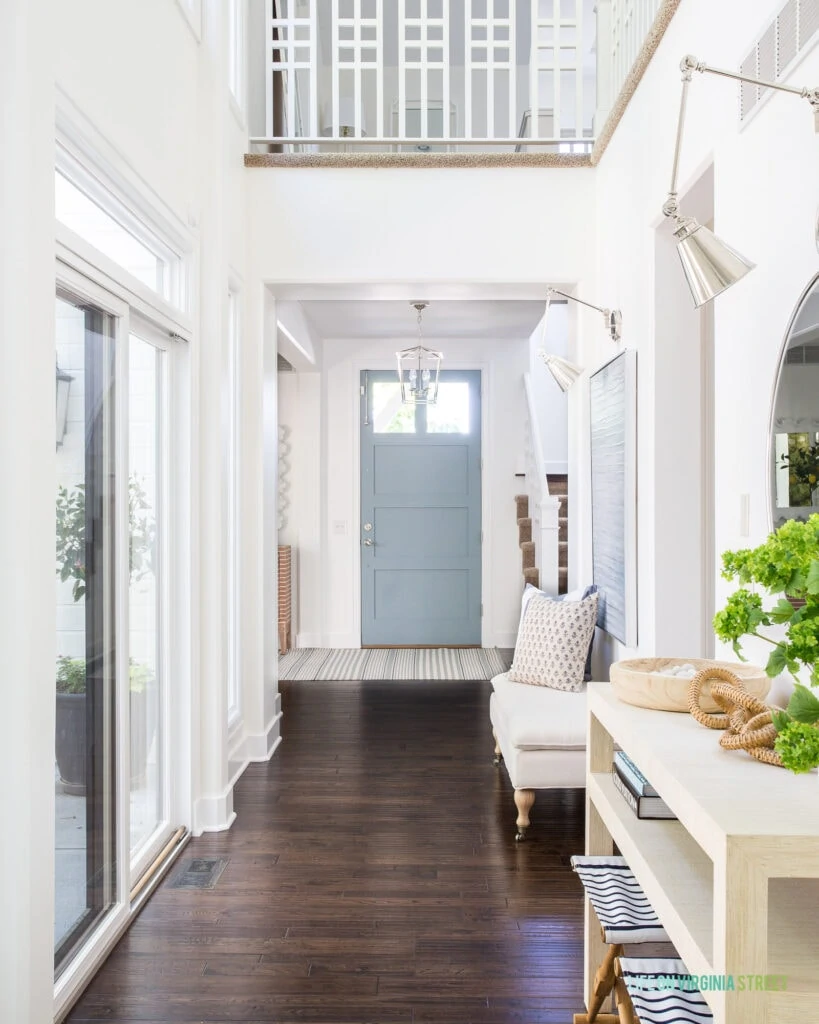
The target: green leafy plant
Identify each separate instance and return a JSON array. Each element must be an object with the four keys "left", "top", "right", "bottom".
[
  {"left": 779, "top": 437, "right": 819, "bottom": 507},
  {"left": 714, "top": 514, "right": 819, "bottom": 772},
  {"left": 55, "top": 656, "right": 87, "bottom": 695},
  {"left": 56, "top": 477, "right": 155, "bottom": 602},
  {"left": 54, "top": 656, "right": 155, "bottom": 696}
]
